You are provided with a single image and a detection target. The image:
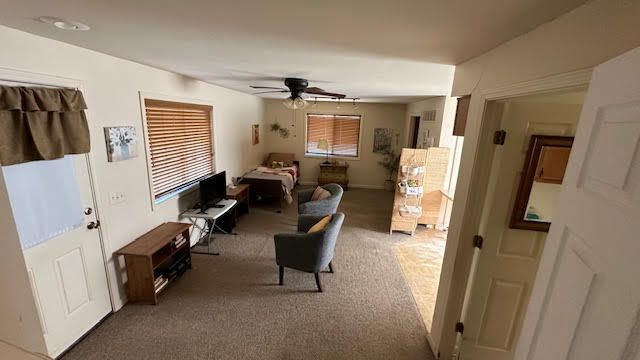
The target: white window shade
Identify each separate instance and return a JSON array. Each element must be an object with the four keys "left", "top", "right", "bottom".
[{"left": 2, "top": 156, "right": 84, "bottom": 250}]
